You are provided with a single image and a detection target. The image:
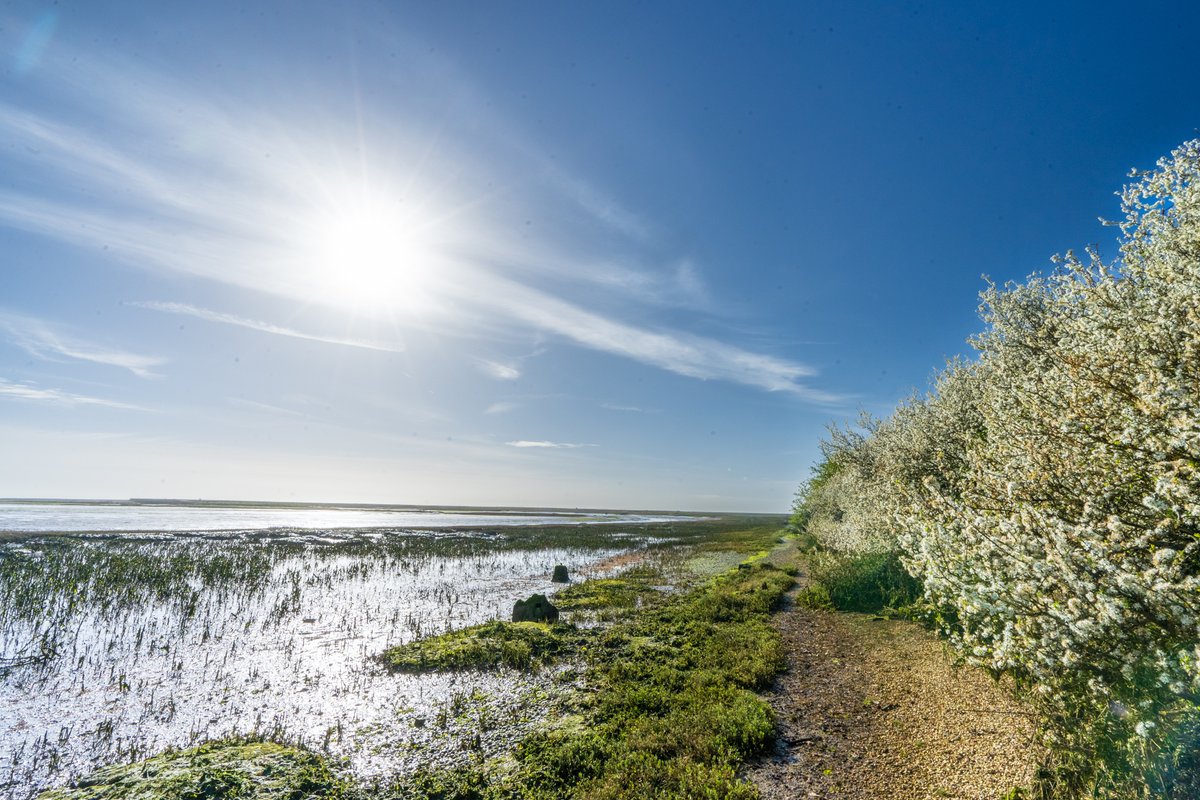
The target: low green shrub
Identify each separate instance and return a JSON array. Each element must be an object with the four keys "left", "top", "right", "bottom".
[
  {"left": 553, "top": 577, "right": 659, "bottom": 612},
  {"left": 584, "top": 752, "right": 761, "bottom": 800},
  {"left": 37, "top": 740, "right": 344, "bottom": 800},
  {"left": 1019, "top": 685, "right": 1200, "bottom": 800},
  {"left": 372, "top": 765, "right": 493, "bottom": 800},
  {"left": 799, "top": 550, "right": 921, "bottom": 614},
  {"left": 379, "top": 620, "right": 579, "bottom": 672},
  {"left": 390, "top": 558, "right": 795, "bottom": 800},
  {"left": 693, "top": 618, "right": 786, "bottom": 689}
]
